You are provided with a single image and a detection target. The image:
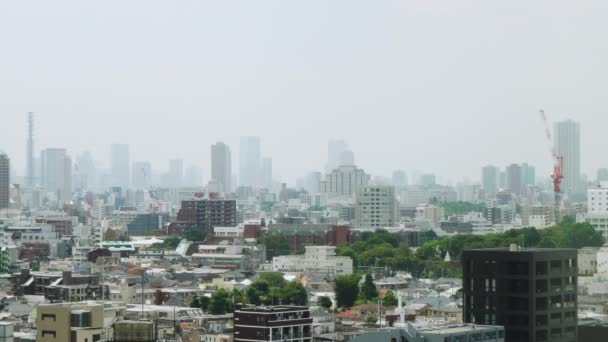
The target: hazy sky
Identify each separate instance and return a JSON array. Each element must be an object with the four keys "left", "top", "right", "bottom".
[{"left": 1, "top": 1, "right": 607, "bottom": 184}]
